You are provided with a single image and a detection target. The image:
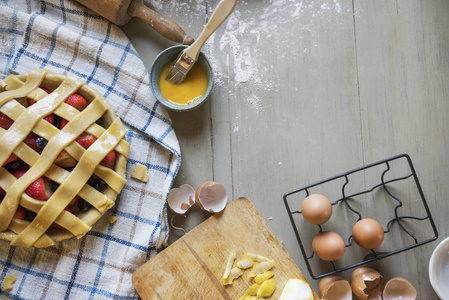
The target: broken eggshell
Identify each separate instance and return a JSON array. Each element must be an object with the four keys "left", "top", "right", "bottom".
[
  {"left": 167, "top": 184, "right": 196, "bottom": 214},
  {"left": 319, "top": 275, "right": 352, "bottom": 300},
  {"left": 382, "top": 277, "right": 416, "bottom": 300},
  {"left": 350, "top": 267, "right": 383, "bottom": 300},
  {"left": 195, "top": 181, "right": 227, "bottom": 213}
]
